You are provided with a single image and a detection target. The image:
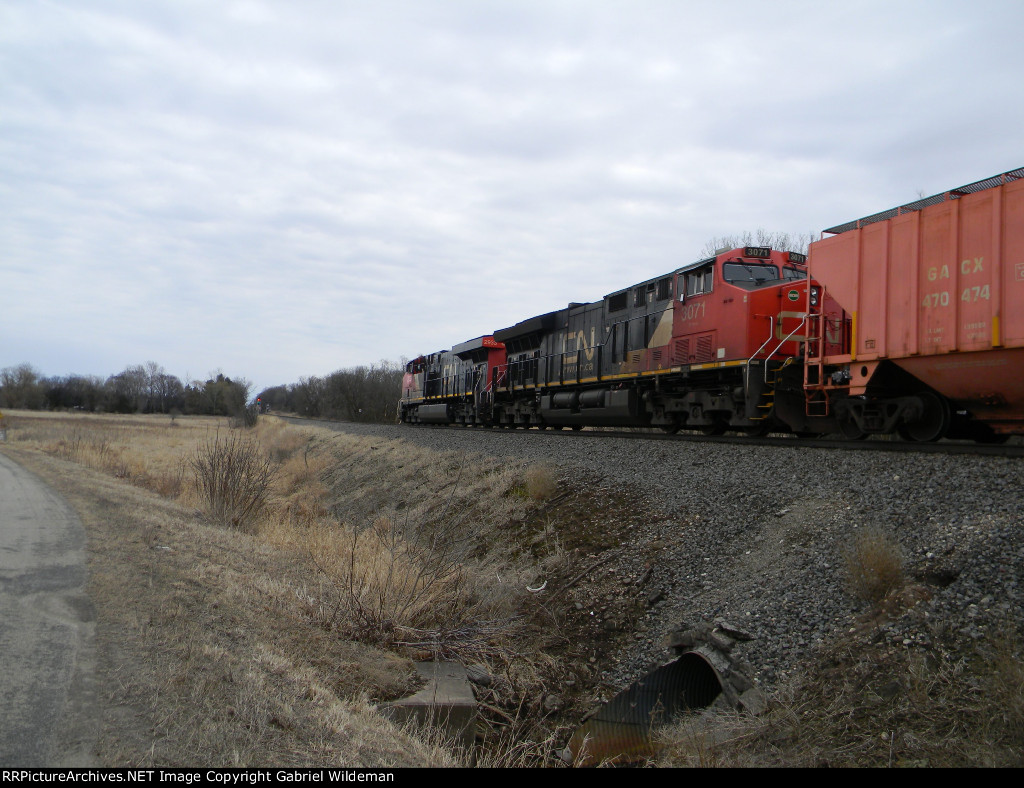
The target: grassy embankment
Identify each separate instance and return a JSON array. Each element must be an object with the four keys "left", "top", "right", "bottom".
[
  {"left": 0, "top": 411, "right": 569, "bottom": 766},
  {"left": 1, "top": 410, "right": 1021, "bottom": 767}
]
